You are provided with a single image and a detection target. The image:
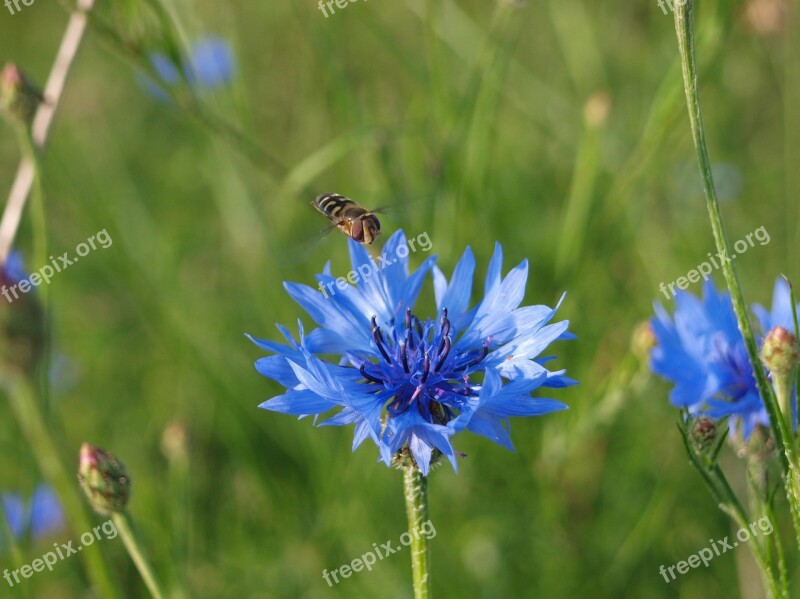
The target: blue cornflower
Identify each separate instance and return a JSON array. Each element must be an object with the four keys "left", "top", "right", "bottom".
[
  {"left": 753, "top": 277, "right": 800, "bottom": 334},
  {"left": 651, "top": 280, "right": 770, "bottom": 438},
  {"left": 139, "top": 36, "right": 236, "bottom": 99},
  {"left": 1, "top": 251, "right": 28, "bottom": 287},
  {"left": 185, "top": 37, "right": 236, "bottom": 89},
  {"left": 1, "top": 485, "right": 64, "bottom": 548},
  {"left": 249, "top": 231, "right": 575, "bottom": 475}
]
